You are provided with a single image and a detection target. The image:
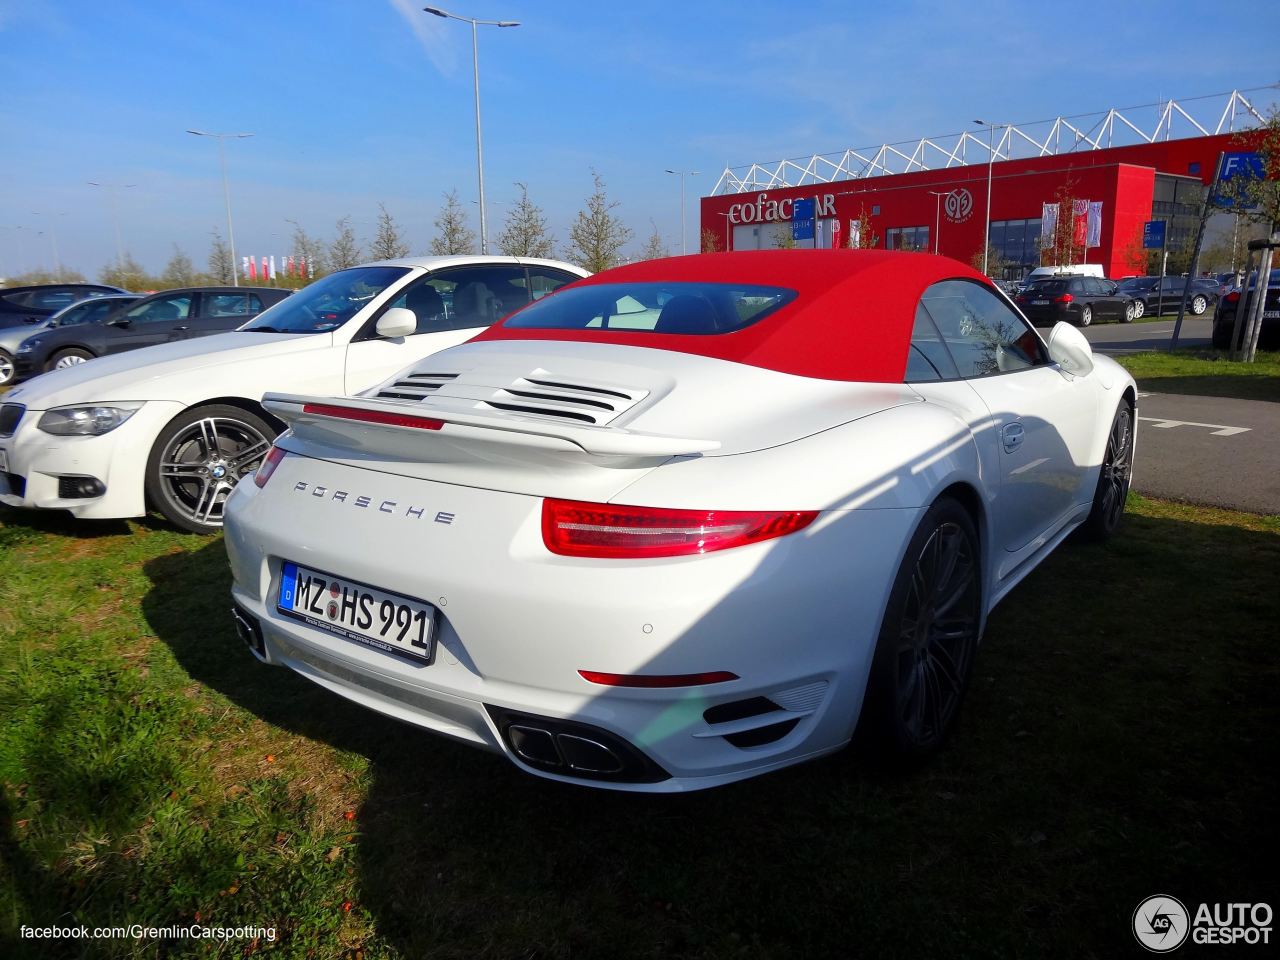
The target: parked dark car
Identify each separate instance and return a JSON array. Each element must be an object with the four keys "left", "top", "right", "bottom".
[
  {"left": 1014, "top": 276, "right": 1136, "bottom": 326},
  {"left": 1213, "top": 268, "right": 1280, "bottom": 352},
  {"left": 1115, "top": 276, "right": 1218, "bottom": 318},
  {"left": 13, "top": 286, "right": 291, "bottom": 377},
  {"left": 0, "top": 283, "right": 128, "bottom": 329},
  {"left": 0, "top": 293, "right": 140, "bottom": 387}
]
